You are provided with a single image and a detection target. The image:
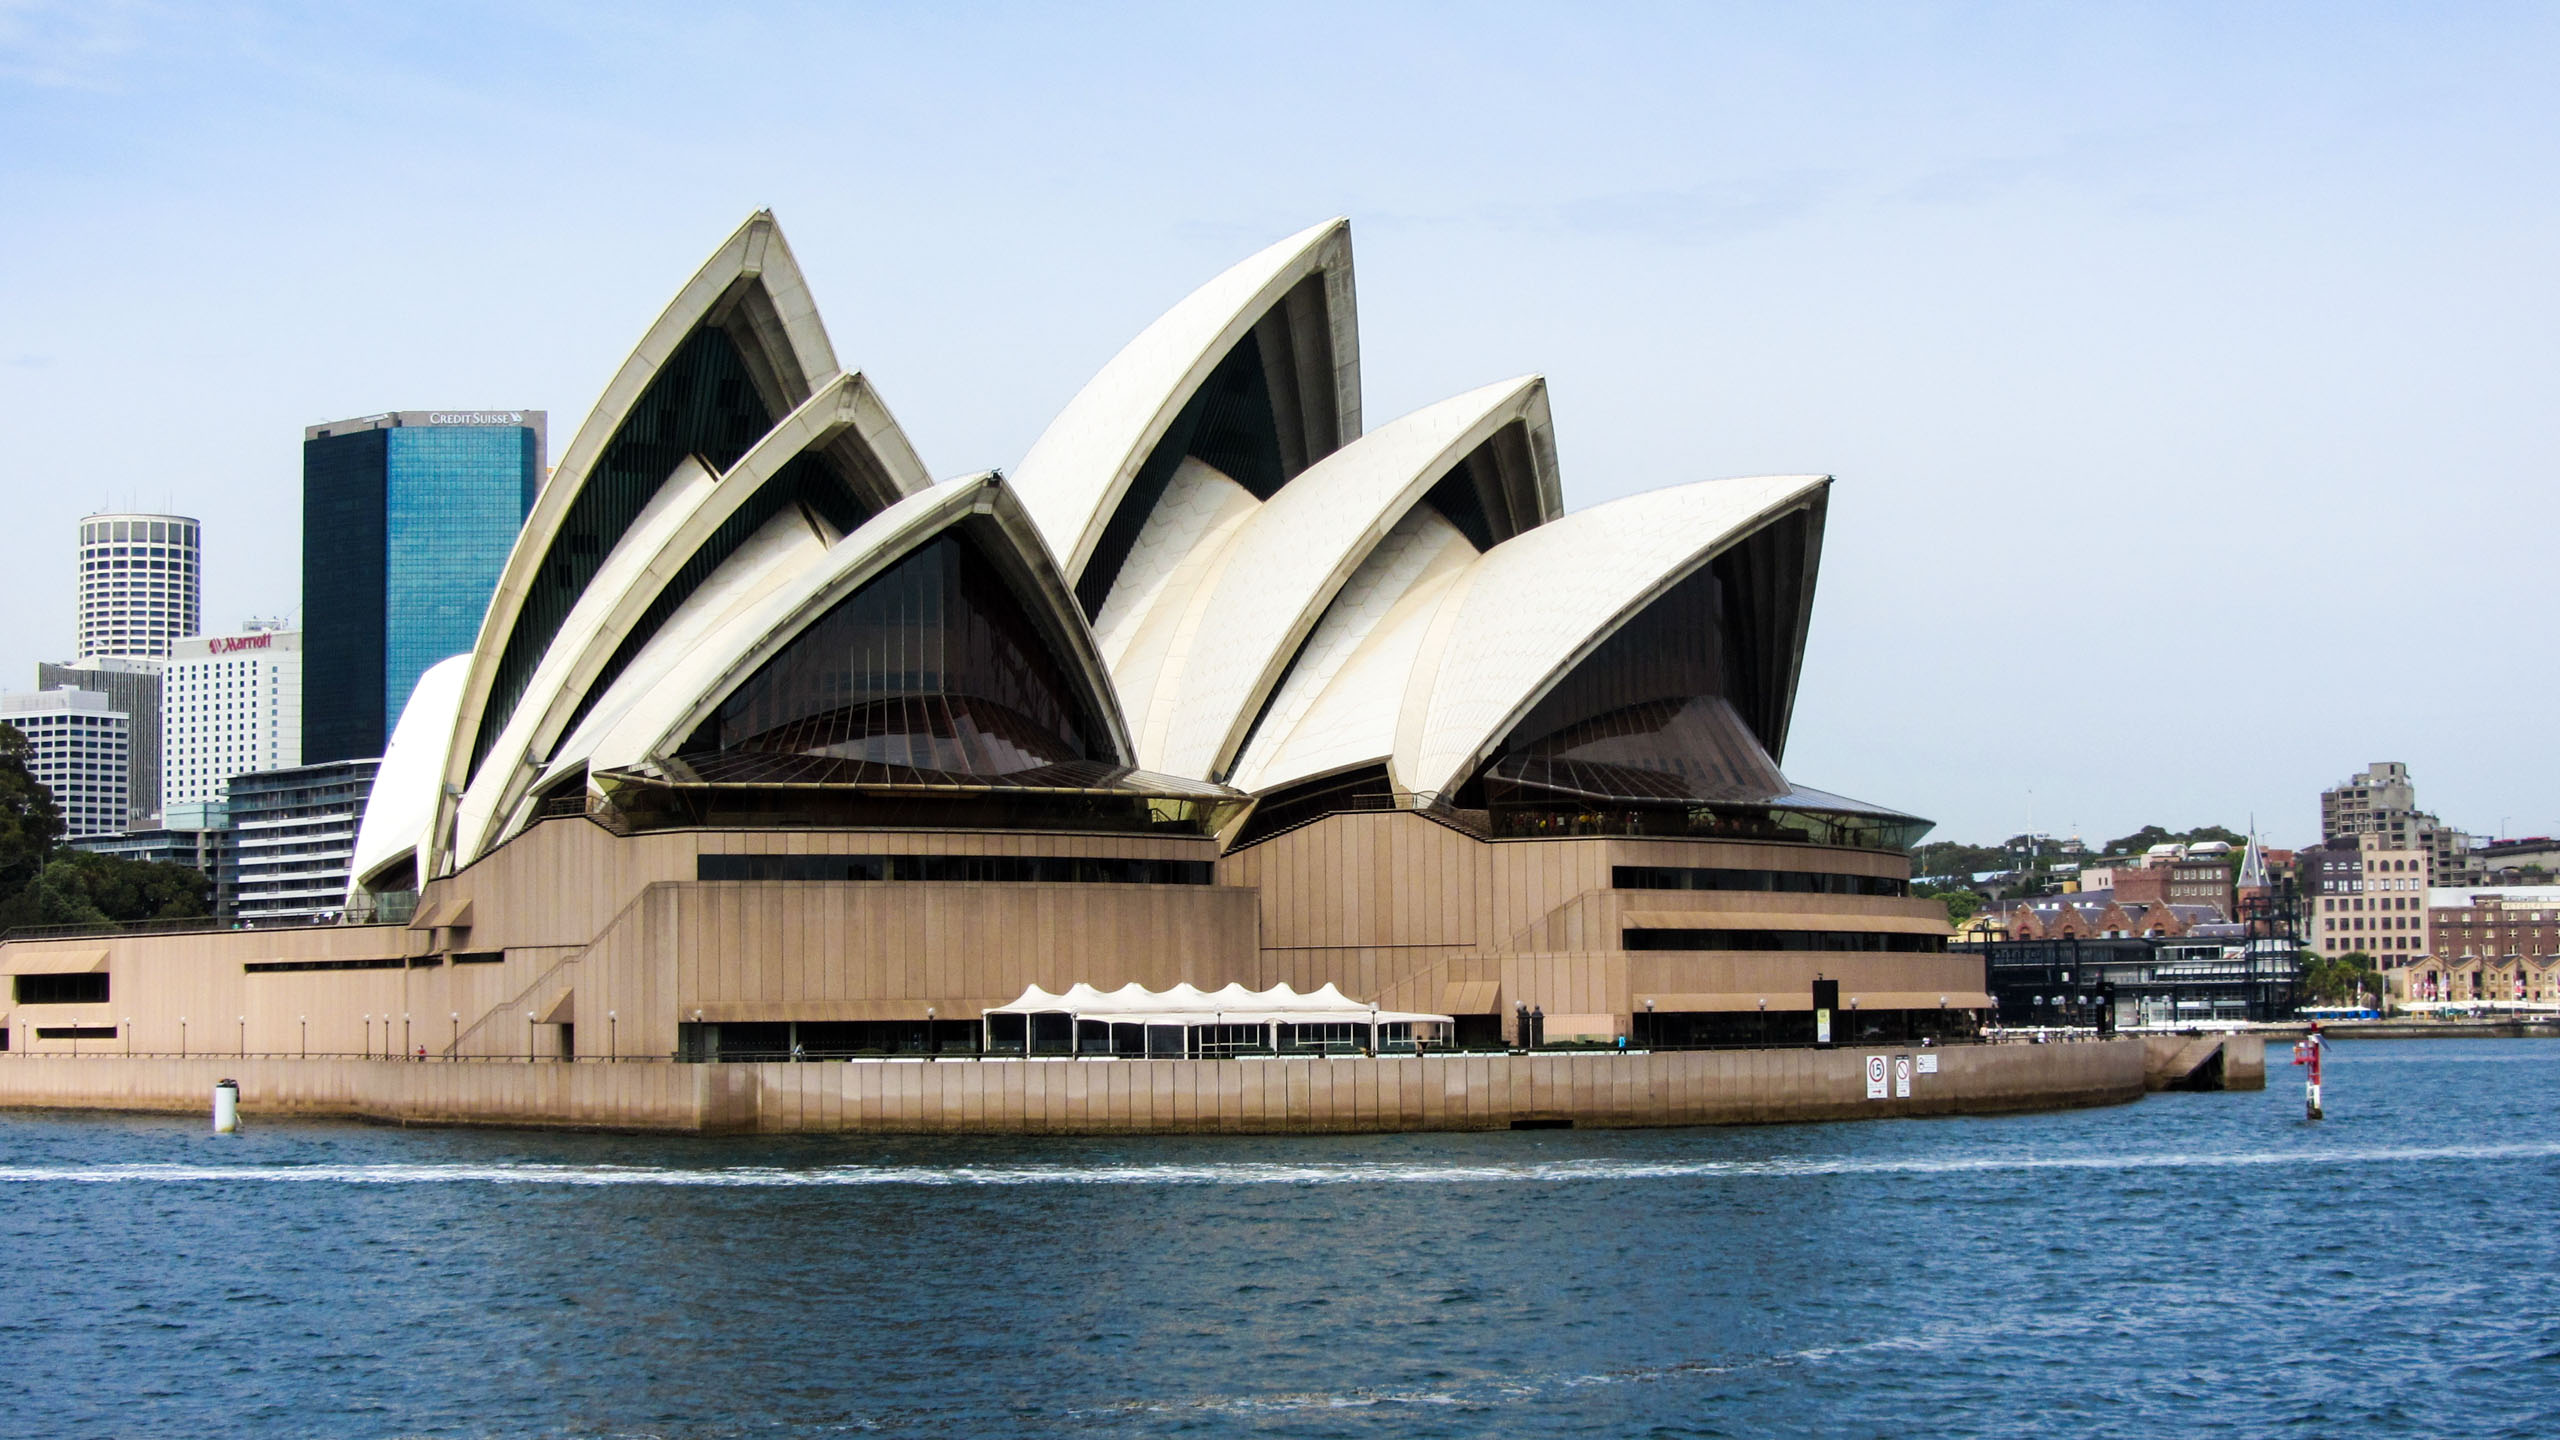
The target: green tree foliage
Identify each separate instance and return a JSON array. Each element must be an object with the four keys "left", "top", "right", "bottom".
[
  {"left": 16, "top": 849, "right": 210, "bottom": 927},
  {"left": 0, "top": 723, "right": 211, "bottom": 932},
  {"left": 2299, "top": 951, "right": 2381, "bottom": 1004},
  {"left": 2100, "top": 823, "right": 2247, "bottom": 857},
  {"left": 0, "top": 722, "right": 63, "bottom": 900},
  {"left": 1913, "top": 881, "right": 1982, "bottom": 927},
  {"left": 1910, "top": 840, "right": 2012, "bottom": 880}
]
